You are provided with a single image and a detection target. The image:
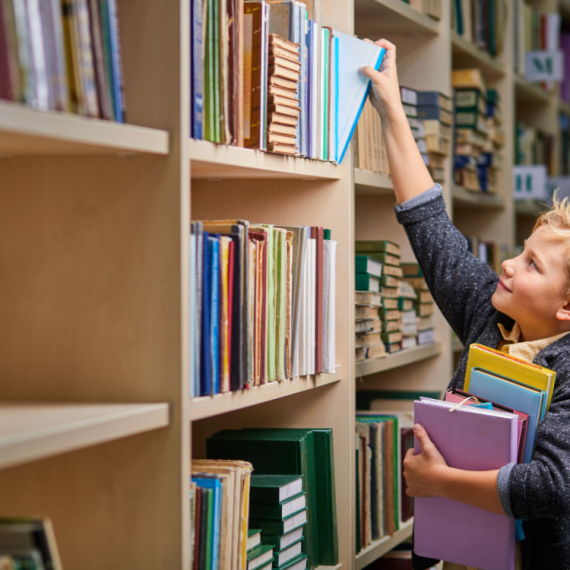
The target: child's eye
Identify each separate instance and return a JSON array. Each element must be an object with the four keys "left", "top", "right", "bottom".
[{"left": 528, "top": 259, "right": 537, "bottom": 269}]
